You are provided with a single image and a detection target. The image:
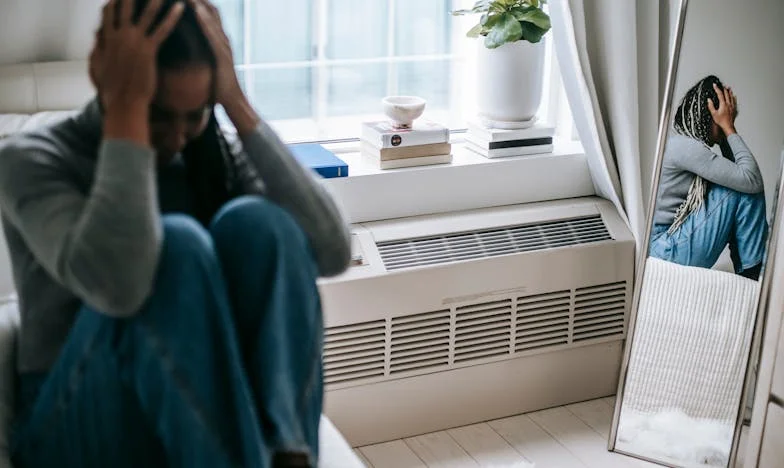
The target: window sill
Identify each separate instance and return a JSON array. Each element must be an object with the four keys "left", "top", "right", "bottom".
[{"left": 320, "top": 139, "right": 595, "bottom": 224}]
